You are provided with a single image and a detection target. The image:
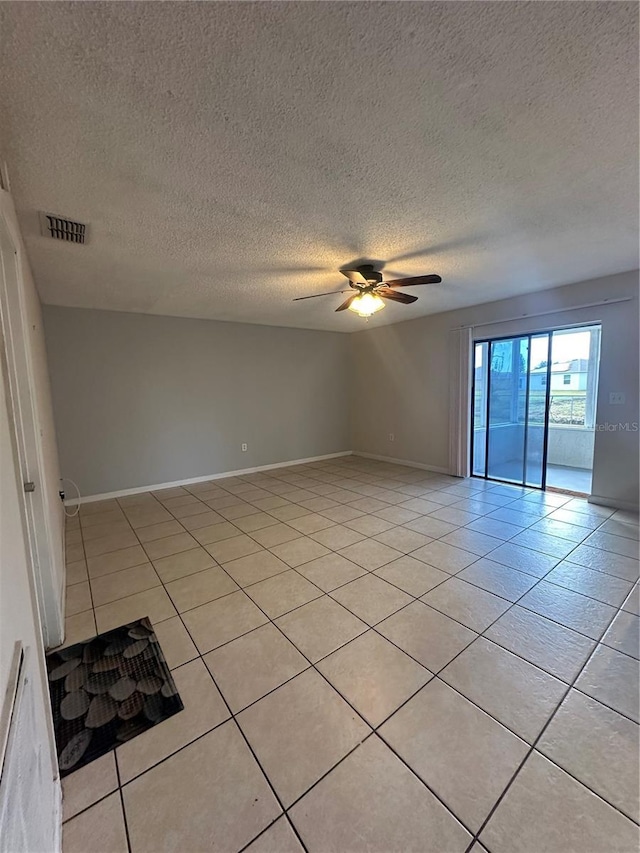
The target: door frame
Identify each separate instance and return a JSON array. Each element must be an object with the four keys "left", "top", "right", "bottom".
[
  {"left": 0, "top": 321, "right": 62, "bottom": 850},
  {"left": 471, "top": 331, "right": 553, "bottom": 490},
  {"left": 0, "top": 208, "right": 63, "bottom": 647},
  {"left": 471, "top": 324, "right": 602, "bottom": 491}
]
